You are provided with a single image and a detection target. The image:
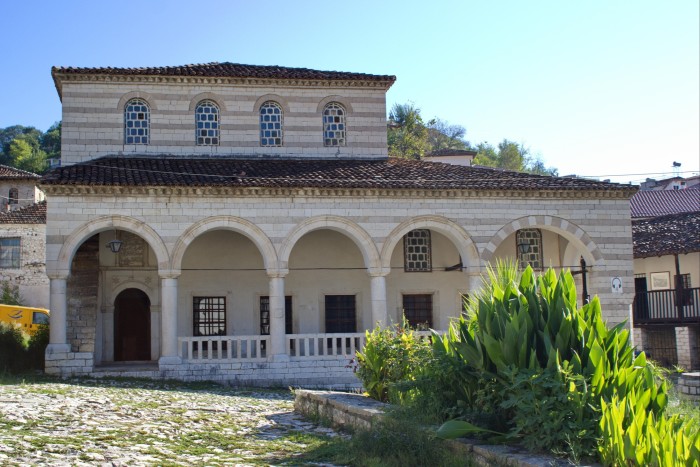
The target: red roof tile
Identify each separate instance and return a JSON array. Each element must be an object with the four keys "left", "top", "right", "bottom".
[
  {"left": 52, "top": 62, "right": 396, "bottom": 83},
  {"left": 632, "top": 211, "right": 700, "bottom": 258},
  {"left": 41, "top": 156, "right": 635, "bottom": 193},
  {"left": 0, "top": 164, "right": 40, "bottom": 180},
  {"left": 630, "top": 190, "right": 700, "bottom": 218},
  {"left": 0, "top": 201, "right": 46, "bottom": 224}
]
